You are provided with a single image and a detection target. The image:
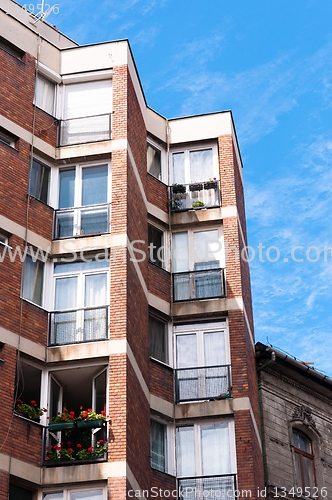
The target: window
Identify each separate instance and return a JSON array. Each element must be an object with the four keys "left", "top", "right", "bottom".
[
  {"left": 0, "top": 231, "right": 9, "bottom": 248},
  {"left": 50, "top": 259, "right": 109, "bottom": 345},
  {"left": 55, "top": 164, "right": 110, "bottom": 238},
  {"left": 147, "top": 143, "right": 162, "bottom": 180},
  {"left": 172, "top": 146, "right": 218, "bottom": 185},
  {"left": 174, "top": 321, "right": 231, "bottom": 403},
  {"left": 293, "top": 430, "right": 316, "bottom": 491},
  {"left": 28, "top": 158, "right": 50, "bottom": 204},
  {"left": 15, "top": 360, "right": 42, "bottom": 413},
  {"left": 22, "top": 255, "right": 44, "bottom": 306},
  {"left": 35, "top": 74, "right": 56, "bottom": 115},
  {"left": 60, "top": 80, "right": 112, "bottom": 146},
  {"left": 0, "top": 126, "right": 17, "bottom": 148},
  {"left": 151, "top": 419, "right": 166, "bottom": 472},
  {"left": 177, "top": 420, "right": 235, "bottom": 482},
  {"left": 148, "top": 224, "right": 164, "bottom": 267},
  {"left": 9, "top": 484, "right": 33, "bottom": 500},
  {"left": 42, "top": 489, "right": 104, "bottom": 500},
  {"left": 172, "top": 229, "right": 224, "bottom": 301},
  {"left": 149, "top": 314, "right": 168, "bottom": 363},
  {"left": 0, "top": 36, "right": 24, "bottom": 59}
]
